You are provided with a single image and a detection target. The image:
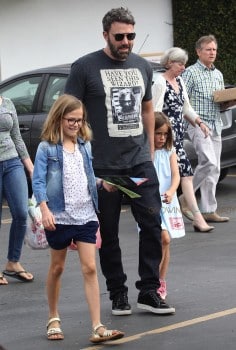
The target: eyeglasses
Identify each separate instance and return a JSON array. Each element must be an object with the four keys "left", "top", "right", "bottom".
[
  {"left": 63, "top": 118, "right": 83, "bottom": 126},
  {"left": 112, "top": 32, "right": 136, "bottom": 41}
]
